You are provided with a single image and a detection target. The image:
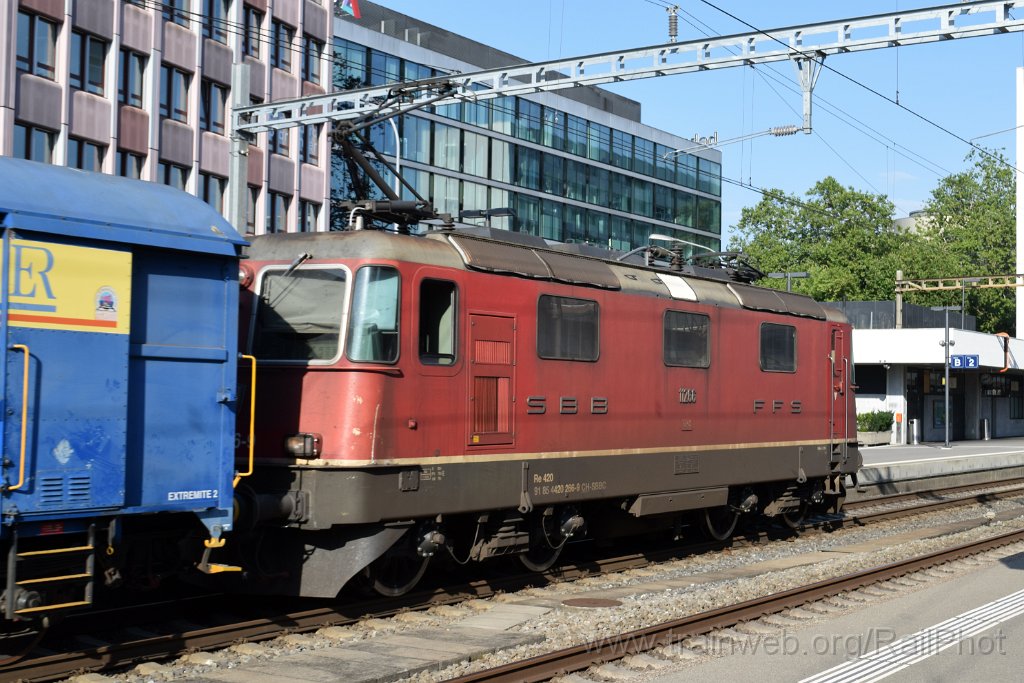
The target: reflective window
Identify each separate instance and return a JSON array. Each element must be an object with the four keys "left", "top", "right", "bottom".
[
  {"left": 664, "top": 311, "right": 710, "bottom": 368},
  {"left": 369, "top": 49, "right": 400, "bottom": 86},
  {"left": 697, "top": 197, "right": 721, "bottom": 234},
  {"left": 610, "top": 216, "right": 632, "bottom": 251},
  {"left": 542, "top": 108, "right": 566, "bottom": 151},
  {"left": 162, "top": 0, "right": 189, "bottom": 27},
  {"left": 299, "top": 124, "right": 321, "bottom": 164},
  {"left": 200, "top": 80, "right": 228, "bottom": 134},
  {"left": 610, "top": 173, "right": 630, "bottom": 212},
  {"left": 70, "top": 31, "right": 107, "bottom": 95},
  {"left": 254, "top": 268, "right": 347, "bottom": 361},
  {"left": 267, "top": 191, "right": 290, "bottom": 233},
  {"left": 272, "top": 20, "right": 294, "bottom": 71},
  {"left": 587, "top": 166, "right": 609, "bottom": 207},
  {"left": 537, "top": 295, "right": 599, "bottom": 362},
  {"left": 540, "top": 200, "right": 562, "bottom": 241},
  {"left": 201, "top": 172, "right": 226, "bottom": 213},
  {"left": 567, "top": 115, "right": 587, "bottom": 157},
  {"left": 433, "top": 122, "right": 460, "bottom": 172},
  {"left": 761, "top": 323, "right": 797, "bottom": 372},
  {"left": 586, "top": 210, "right": 607, "bottom": 245},
  {"left": 564, "top": 205, "right": 585, "bottom": 243},
  {"left": 347, "top": 266, "right": 400, "bottom": 363},
  {"left": 491, "top": 96, "right": 515, "bottom": 136},
  {"left": 403, "top": 116, "right": 431, "bottom": 163},
  {"left": 516, "top": 99, "right": 542, "bottom": 144},
  {"left": 14, "top": 124, "right": 55, "bottom": 162},
  {"left": 587, "top": 122, "right": 610, "bottom": 164},
  {"left": 635, "top": 137, "right": 655, "bottom": 177},
  {"left": 698, "top": 158, "right": 722, "bottom": 196},
  {"left": 490, "top": 138, "right": 513, "bottom": 183},
  {"left": 419, "top": 279, "right": 457, "bottom": 365},
  {"left": 203, "top": 0, "right": 229, "bottom": 42},
  {"left": 654, "top": 184, "right": 674, "bottom": 223},
  {"left": 158, "top": 161, "right": 189, "bottom": 191},
  {"left": 565, "top": 159, "right": 586, "bottom": 201},
  {"left": 432, "top": 174, "right": 459, "bottom": 216},
  {"left": 462, "top": 130, "right": 489, "bottom": 177},
  {"left": 302, "top": 36, "right": 323, "bottom": 84},
  {"left": 299, "top": 200, "right": 320, "bottom": 232},
  {"left": 68, "top": 137, "right": 104, "bottom": 172},
  {"left": 119, "top": 49, "right": 146, "bottom": 107},
  {"left": 515, "top": 146, "right": 541, "bottom": 190},
  {"left": 676, "top": 153, "right": 697, "bottom": 189},
  {"left": 243, "top": 7, "right": 263, "bottom": 58},
  {"left": 334, "top": 38, "right": 366, "bottom": 88},
  {"left": 516, "top": 194, "right": 540, "bottom": 235},
  {"left": 542, "top": 154, "right": 564, "bottom": 196},
  {"left": 611, "top": 130, "right": 633, "bottom": 171},
  {"left": 118, "top": 150, "right": 145, "bottom": 179},
  {"left": 674, "top": 191, "right": 695, "bottom": 227},
  {"left": 160, "top": 64, "right": 191, "bottom": 122},
  {"left": 17, "top": 11, "right": 57, "bottom": 80},
  {"left": 631, "top": 178, "right": 653, "bottom": 217}
]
